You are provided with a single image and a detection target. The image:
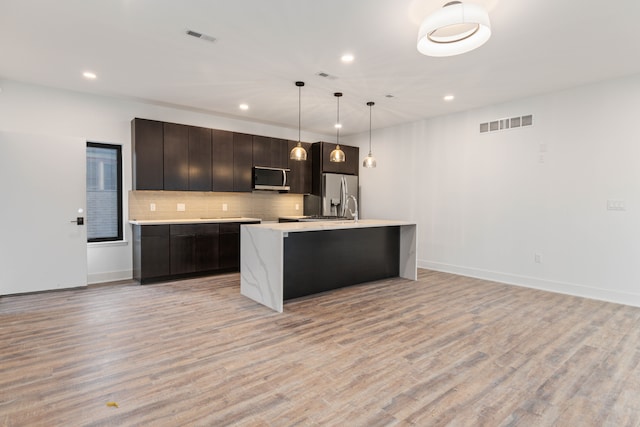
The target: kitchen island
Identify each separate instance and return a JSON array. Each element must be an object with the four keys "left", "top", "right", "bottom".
[{"left": 240, "top": 219, "right": 417, "bottom": 312}]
